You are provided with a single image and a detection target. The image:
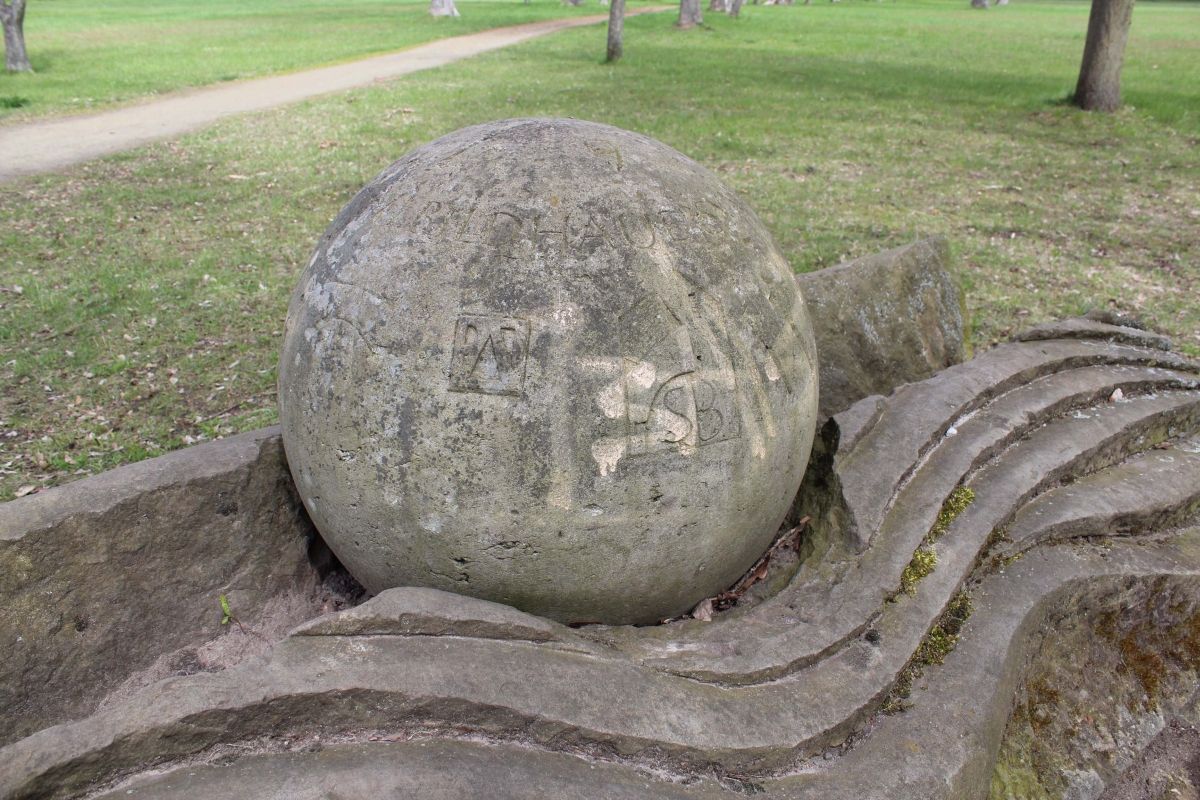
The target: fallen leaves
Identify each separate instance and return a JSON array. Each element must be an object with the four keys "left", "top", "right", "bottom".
[{"left": 688, "top": 517, "right": 811, "bottom": 622}]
